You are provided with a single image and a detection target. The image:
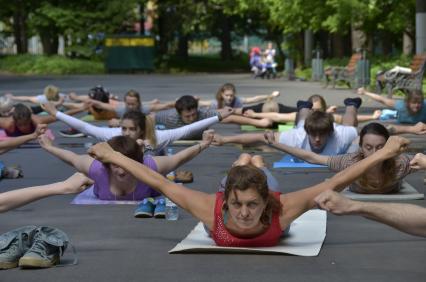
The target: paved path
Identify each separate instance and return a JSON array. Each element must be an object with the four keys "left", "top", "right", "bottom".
[{"left": 0, "top": 74, "right": 425, "bottom": 282}]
